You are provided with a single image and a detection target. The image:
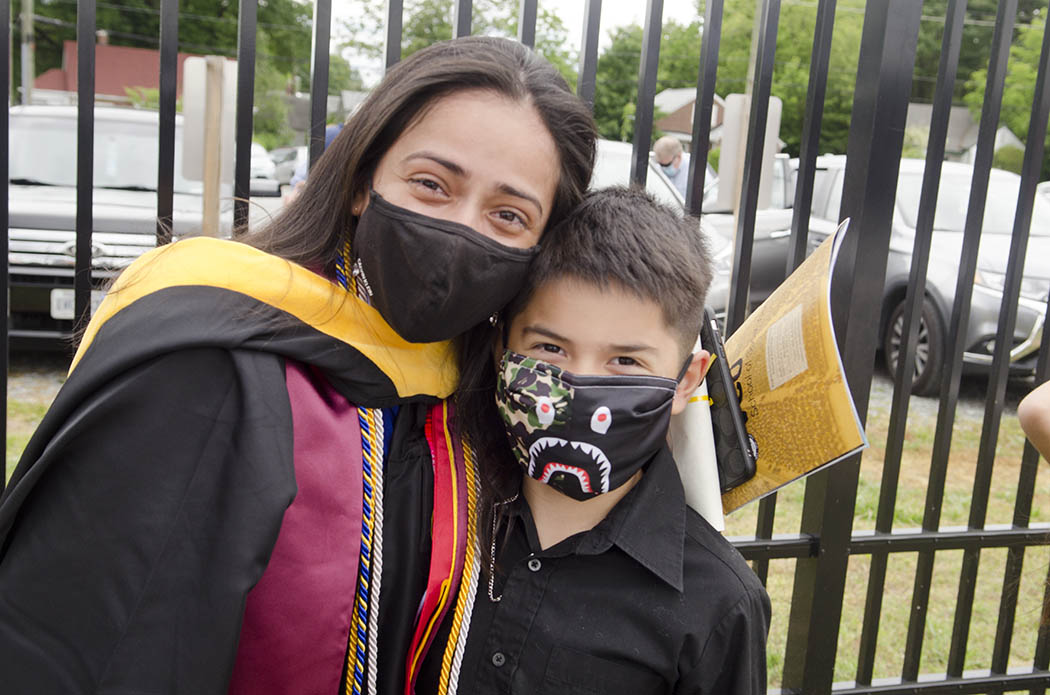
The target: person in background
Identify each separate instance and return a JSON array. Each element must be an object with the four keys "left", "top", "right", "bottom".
[
  {"left": 1019, "top": 380, "right": 1050, "bottom": 459},
  {"left": 653, "top": 134, "right": 691, "bottom": 198},
  {"left": 419, "top": 187, "right": 770, "bottom": 694},
  {"left": 289, "top": 122, "right": 344, "bottom": 188}
]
